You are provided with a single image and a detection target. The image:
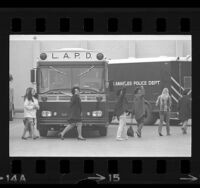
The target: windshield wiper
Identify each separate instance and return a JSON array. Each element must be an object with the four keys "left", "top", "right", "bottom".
[
  {"left": 40, "top": 89, "right": 71, "bottom": 95},
  {"left": 78, "top": 66, "right": 95, "bottom": 77},
  {"left": 49, "top": 66, "right": 68, "bottom": 76},
  {"left": 80, "top": 87, "right": 101, "bottom": 93}
]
